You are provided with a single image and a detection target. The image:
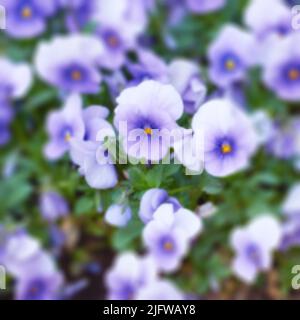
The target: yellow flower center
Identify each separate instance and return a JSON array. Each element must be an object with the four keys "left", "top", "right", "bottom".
[
  {"left": 144, "top": 127, "right": 153, "bottom": 136},
  {"left": 71, "top": 70, "right": 82, "bottom": 81},
  {"left": 288, "top": 69, "right": 300, "bottom": 81},
  {"left": 163, "top": 241, "right": 173, "bottom": 251},
  {"left": 64, "top": 132, "right": 72, "bottom": 142},
  {"left": 22, "top": 6, "right": 32, "bottom": 19},
  {"left": 225, "top": 59, "right": 235, "bottom": 71},
  {"left": 221, "top": 143, "right": 232, "bottom": 154}
]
